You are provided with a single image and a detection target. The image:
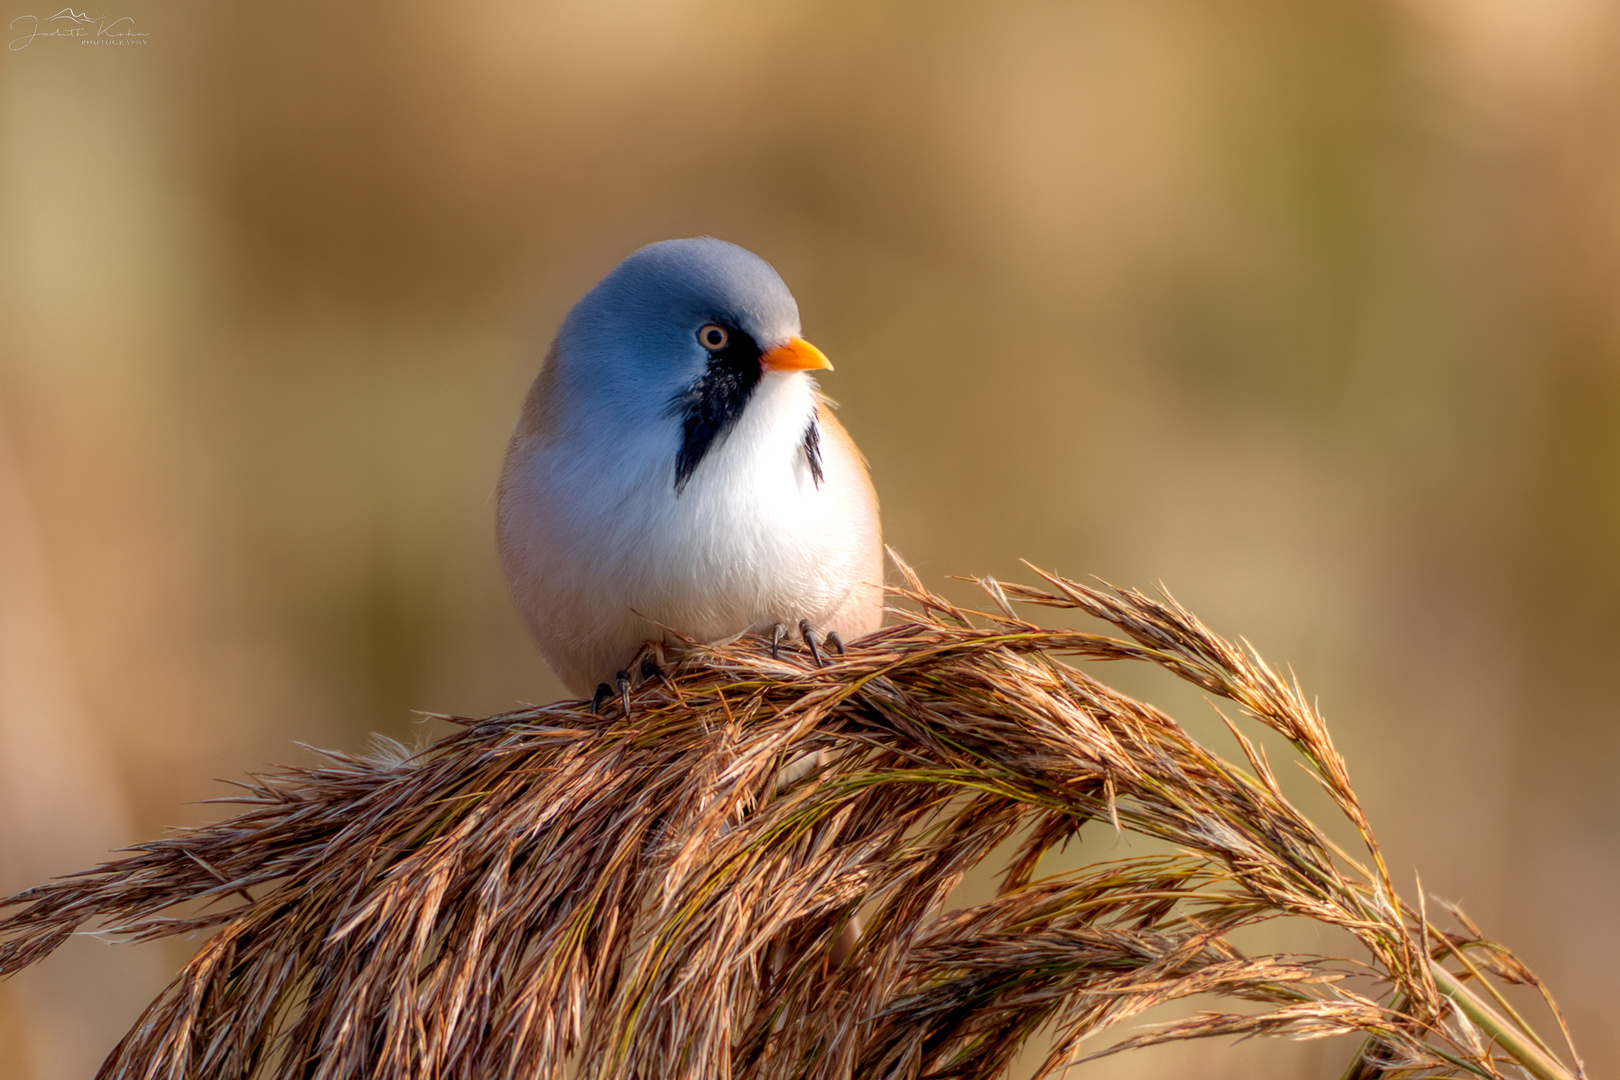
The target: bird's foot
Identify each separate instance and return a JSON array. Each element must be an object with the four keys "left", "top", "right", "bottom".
[
  {"left": 629, "top": 640, "right": 674, "bottom": 689},
  {"left": 588, "top": 669, "right": 636, "bottom": 716},
  {"left": 767, "top": 621, "right": 845, "bottom": 667},
  {"left": 800, "top": 622, "right": 847, "bottom": 663}
]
